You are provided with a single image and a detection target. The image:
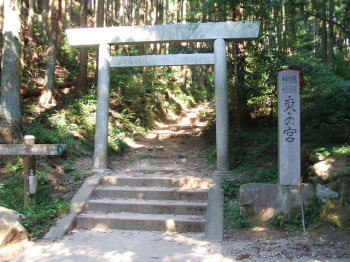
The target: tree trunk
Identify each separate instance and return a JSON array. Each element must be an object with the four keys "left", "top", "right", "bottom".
[
  {"left": 0, "top": 0, "right": 22, "bottom": 143},
  {"left": 281, "top": 0, "right": 287, "bottom": 52},
  {"left": 65, "top": 0, "right": 71, "bottom": 25},
  {"left": 328, "top": 0, "right": 334, "bottom": 65},
  {"left": 96, "top": 0, "right": 105, "bottom": 27},
  {"left": 41, "top": 0, "right": 50, "bottom": 39},
  {"left": 321, "top": 0, "right": 328, "bottom": 62},
  {"left": 27, "top": 0, "right": 35, "bottom": 40},
  {"left": 94, "top": 0, "right": 105, "bottom": 82},
  {"left": 0, "top": 0, "right": 3, "bottom": 32},
  {"left": 39, "top": 0, "right": 59, "bottom": 107},
  {"left": 77, "top": 0, "right": 88, "bottom": 92},
  {"left": 56, "top": 0, "right": 63, "bottom": 63},
  {"left": 119, "top": 0, "right": 126, "bottom": 26}
]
